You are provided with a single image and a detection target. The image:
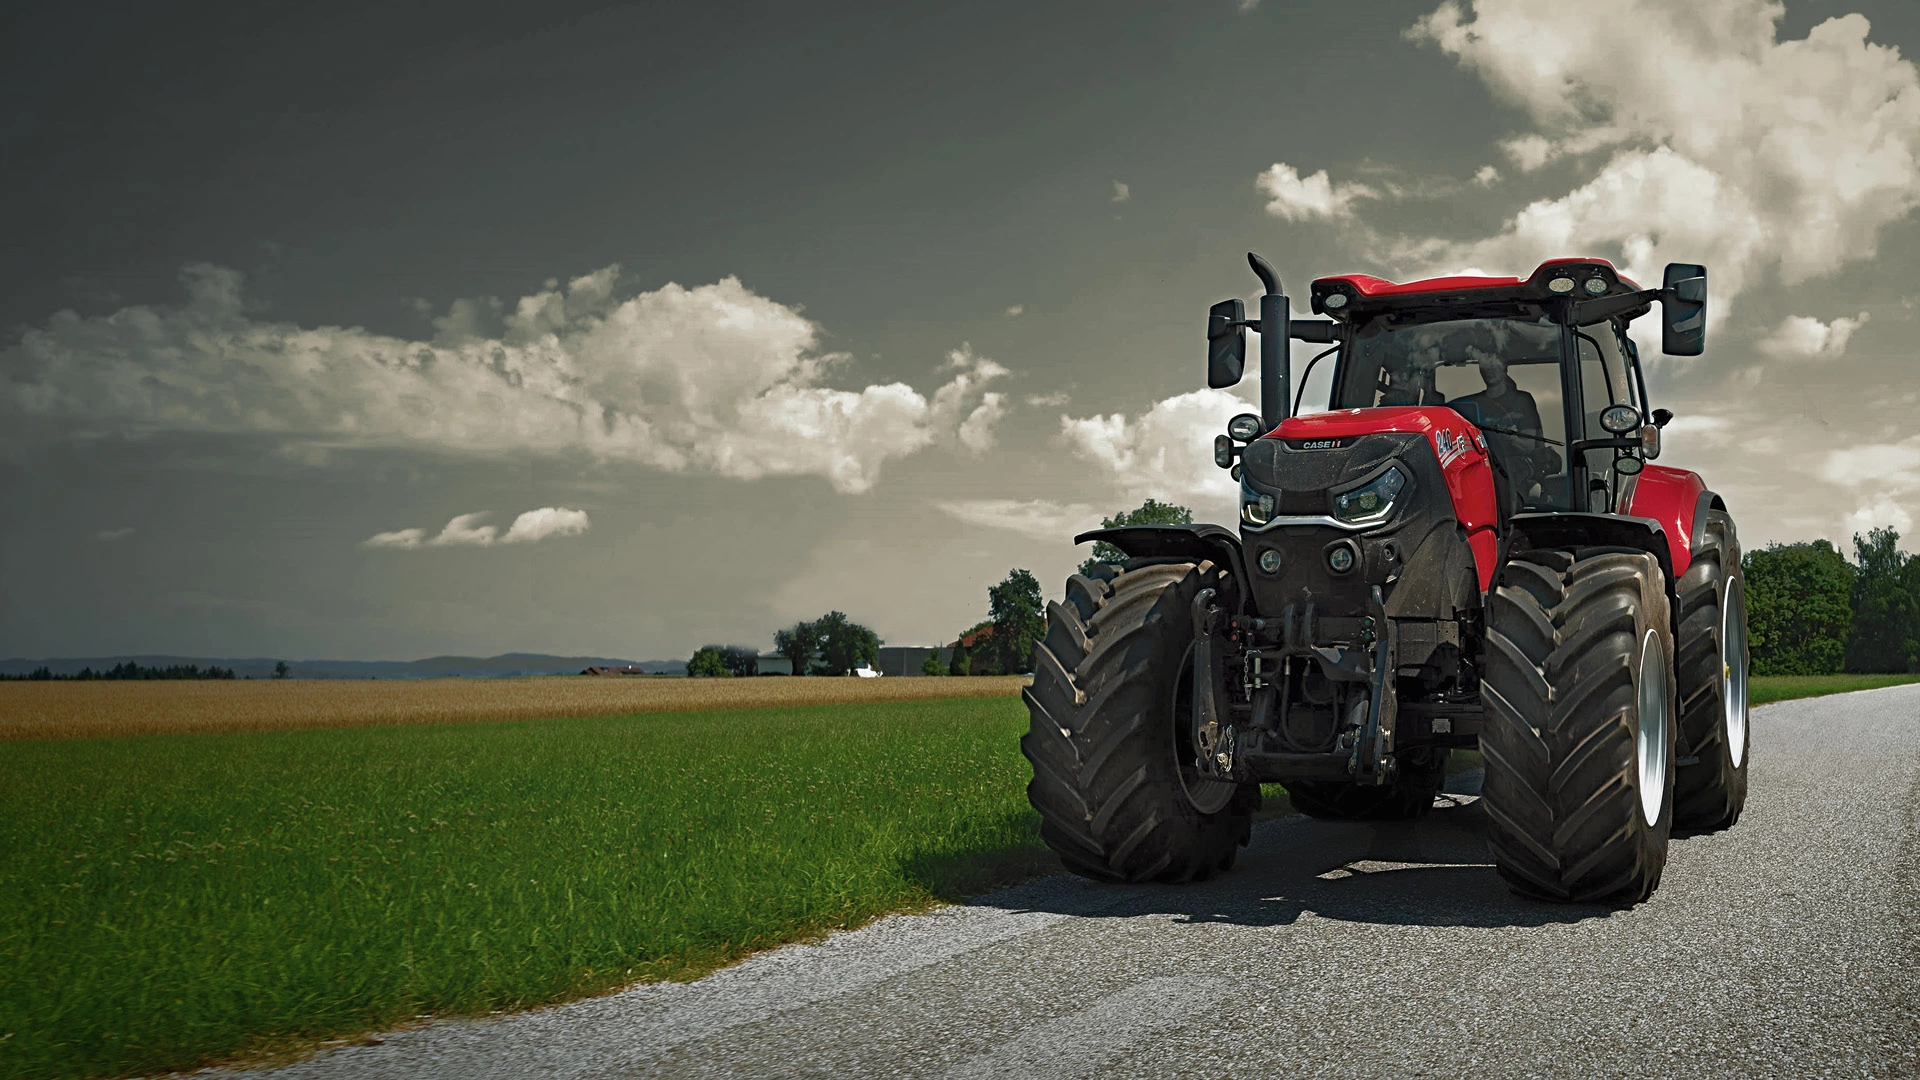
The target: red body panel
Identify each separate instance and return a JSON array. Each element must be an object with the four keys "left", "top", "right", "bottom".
[
  {"left": 1277, "top": 407, "right": 1502, "bottom": 590},
  {"left": 1620, "top": 464, "right": 1707, "bottom": 580},
  {"left": 1314, "top": 258, "right": 1640, "bottom": 300},
  {"left": 1321, "top": 273, "right": 1523, "bottom": 298}
]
